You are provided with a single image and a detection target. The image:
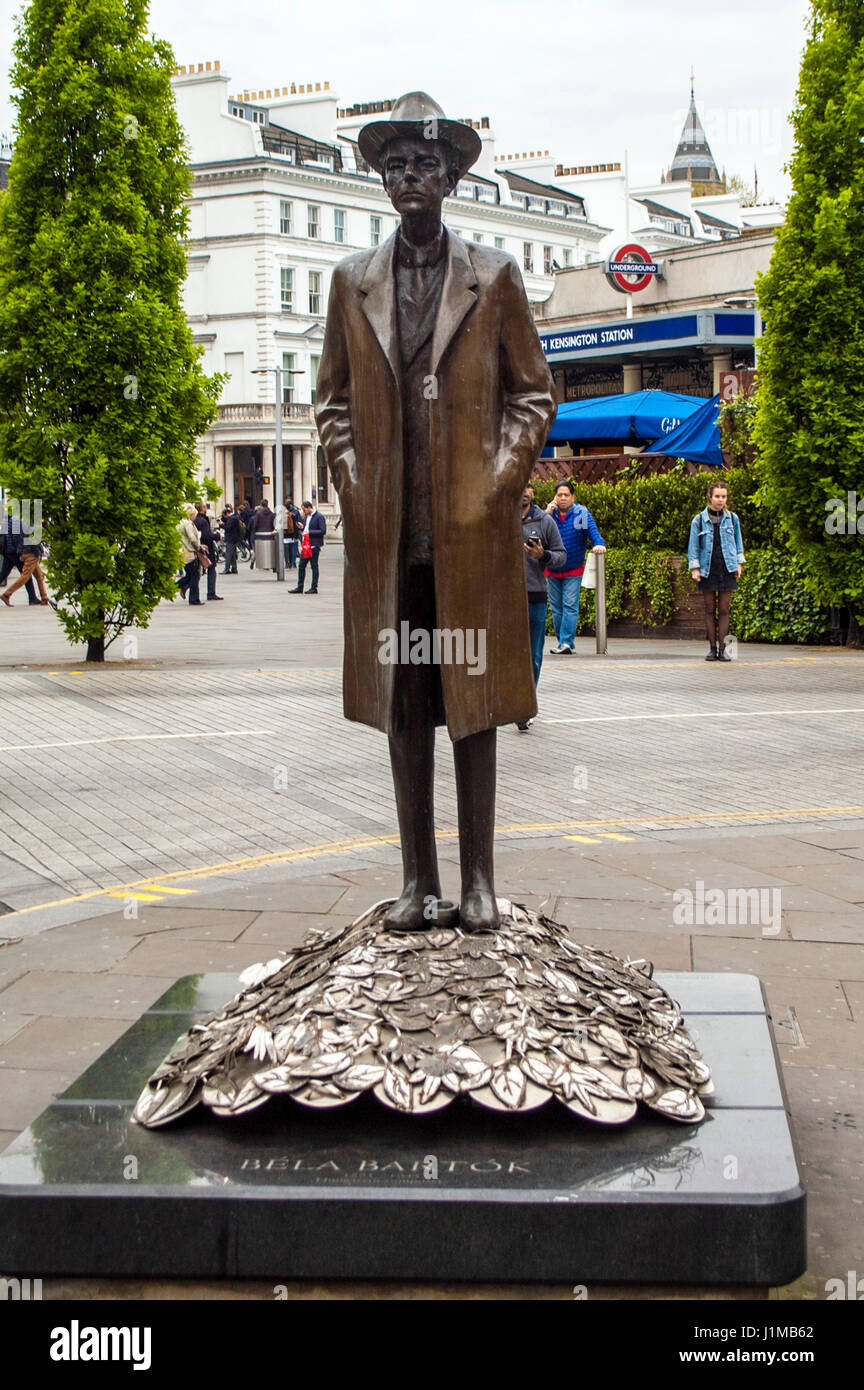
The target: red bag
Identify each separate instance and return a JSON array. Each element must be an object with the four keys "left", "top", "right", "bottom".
[{"left": 300, "top": 533, "right": 312, "bottom": 560}]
